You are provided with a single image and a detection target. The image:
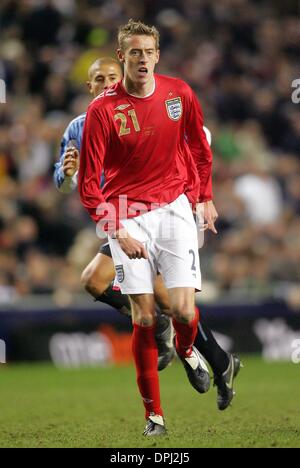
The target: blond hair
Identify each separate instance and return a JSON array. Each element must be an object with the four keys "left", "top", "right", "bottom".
[{"left": 118, "top": 19, "right": 160, "bottom": 51}]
